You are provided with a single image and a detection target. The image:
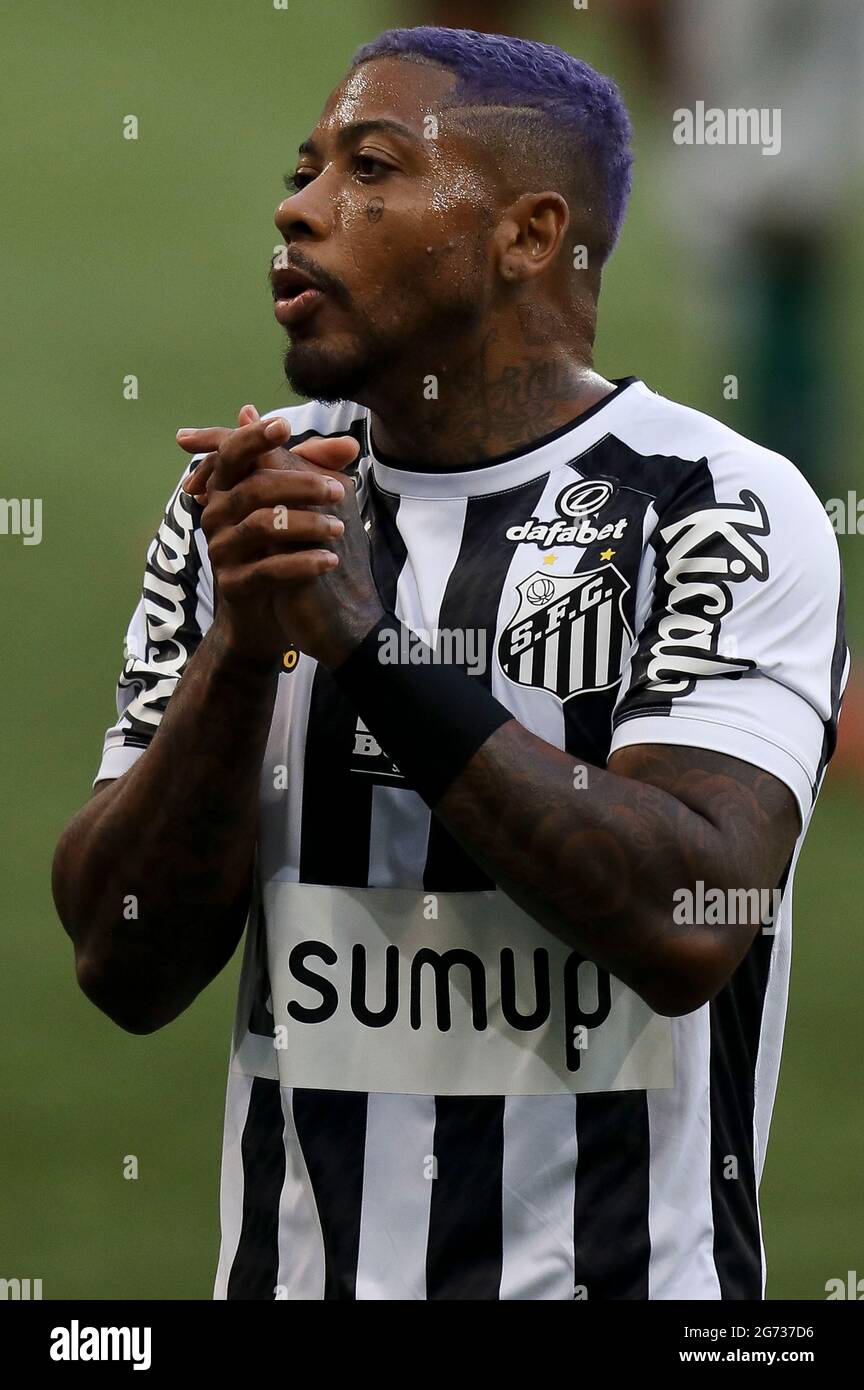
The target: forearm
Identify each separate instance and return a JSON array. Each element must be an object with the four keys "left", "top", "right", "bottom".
[
  {"left": 432, "top": 723, "right": 735, "bottom": 1012},
  {"left": 332, "top": 617, "right": 784, "bottom": 1014},
  {"left": 53, "top": 622, "right": 279, "bottom": 1032}
]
